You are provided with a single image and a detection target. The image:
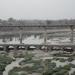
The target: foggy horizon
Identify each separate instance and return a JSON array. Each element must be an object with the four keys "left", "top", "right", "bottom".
[{"left": 0, "top": 0, "right": 75, "bottom": 20}]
